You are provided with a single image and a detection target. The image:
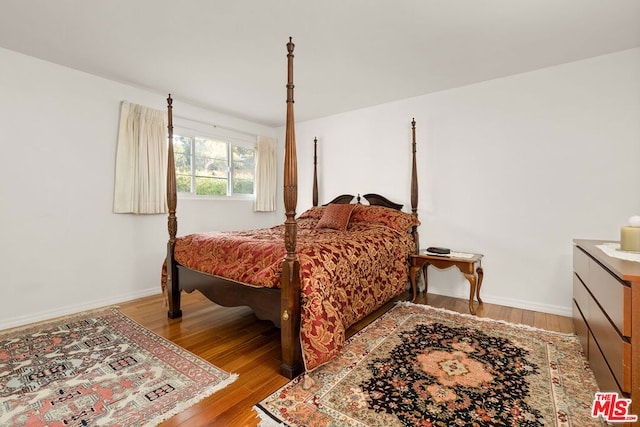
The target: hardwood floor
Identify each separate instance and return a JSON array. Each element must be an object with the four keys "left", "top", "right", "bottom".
[{"left": 118, "top": 291, "right": 574, "bottom": 426}]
